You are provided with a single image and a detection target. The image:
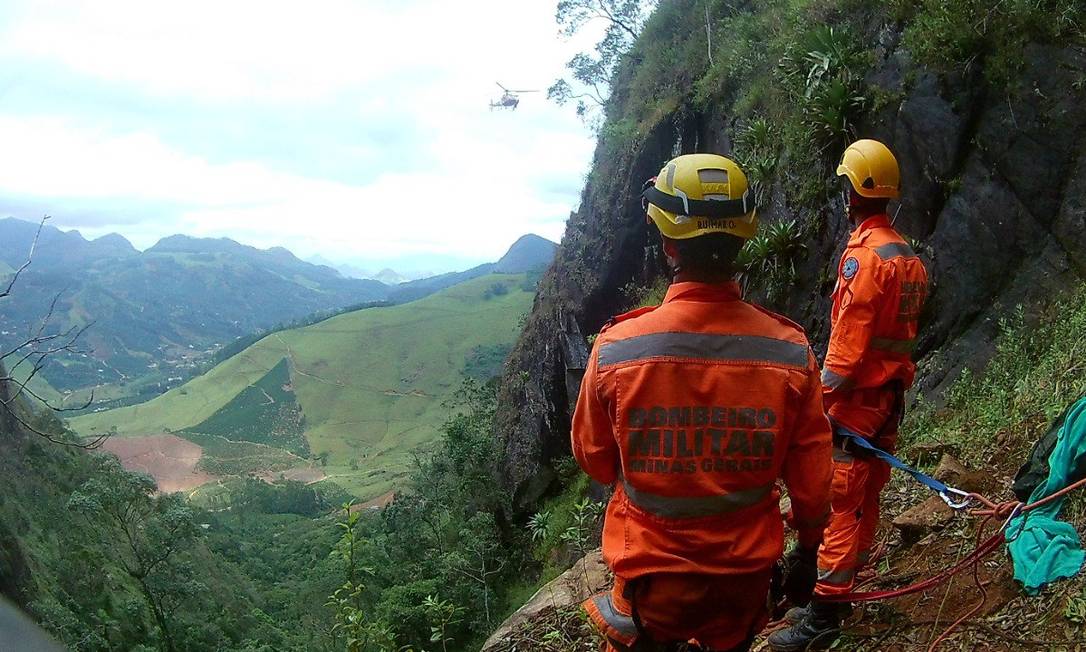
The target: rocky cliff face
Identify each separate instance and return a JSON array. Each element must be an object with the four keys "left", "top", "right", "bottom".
[{"left": 494, "top": 6, "right": 1086, "bottom": 511}]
